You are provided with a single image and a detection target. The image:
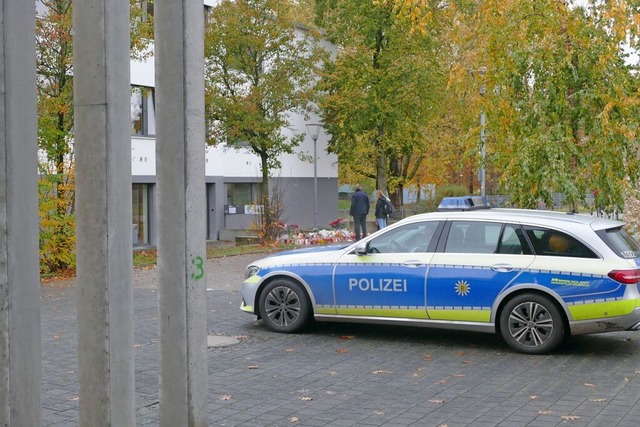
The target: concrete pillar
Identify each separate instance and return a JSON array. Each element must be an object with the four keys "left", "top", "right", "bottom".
[
  {"left": 155, "top": 0, "right": 208, "bottom": 425},
  {"left": 73, "top": 1, "right": 135, "bottom": 425},
  {"left": 0, "top": 1, "right": 42, "bottom": 425}
]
